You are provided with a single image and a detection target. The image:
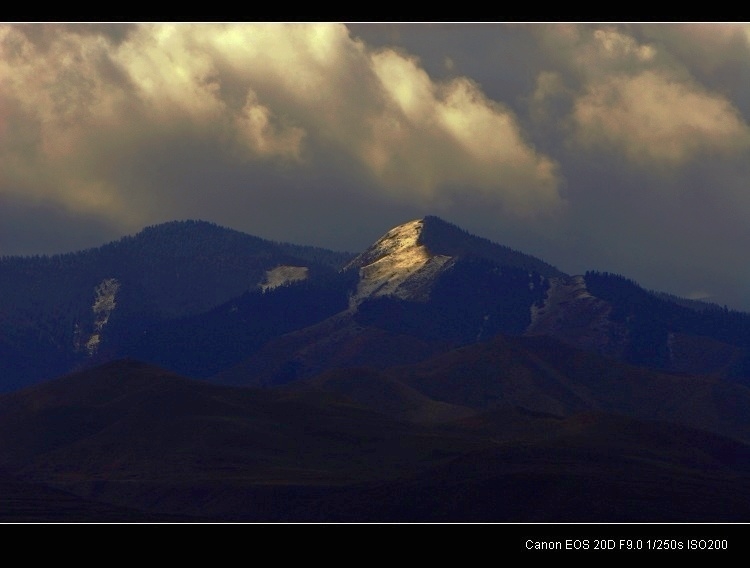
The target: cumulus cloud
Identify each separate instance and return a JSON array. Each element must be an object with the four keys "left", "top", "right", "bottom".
[
  {"left": 0, "top": 23, "right": 562, "bottom": 233},
  {"left": 366, "top": 49, "right": 561, "bottom": 214},
  {"left": 572, "top": 69, "right": 750, "bottom": 167},
  {"left": 234, "top": 90, "right": 306, "bottom": 160},
  {"left": 576, "top": 27, "right": 658, "bottom": 71},
  {"left": 530, "top": 24, "right": 661, "bottom": 82},
  {"left": 634, "top": 24, "right": 750, "bottom": 122},
  {"left": 636, "top": 24, "right": 750, "bottom": 79},
  {"left": 528, "top": 25, "right": 750, "bottom": 169}
]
